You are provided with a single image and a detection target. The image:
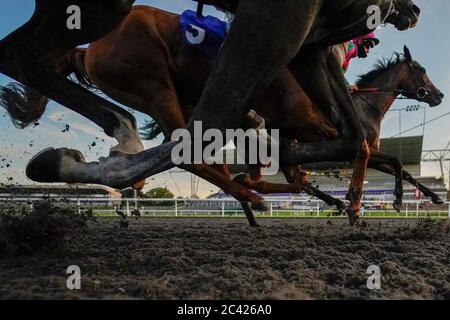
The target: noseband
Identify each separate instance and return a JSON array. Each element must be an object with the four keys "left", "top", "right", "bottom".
[
  {"left": 382, "top": 2, "right": 398, "bottom": 26},
  {"left": 386, "top": 2, "right": 397, "bottom": 20}
]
